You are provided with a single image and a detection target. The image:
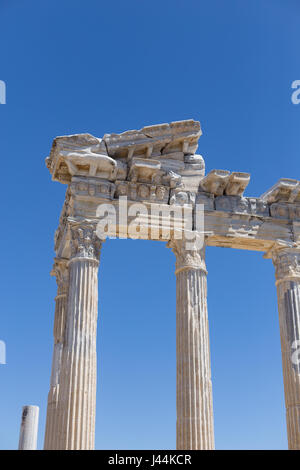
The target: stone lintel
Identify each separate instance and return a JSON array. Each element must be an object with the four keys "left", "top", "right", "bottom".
[{"left": 52, "top": 202, "right": 296, "bottom": 256}]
